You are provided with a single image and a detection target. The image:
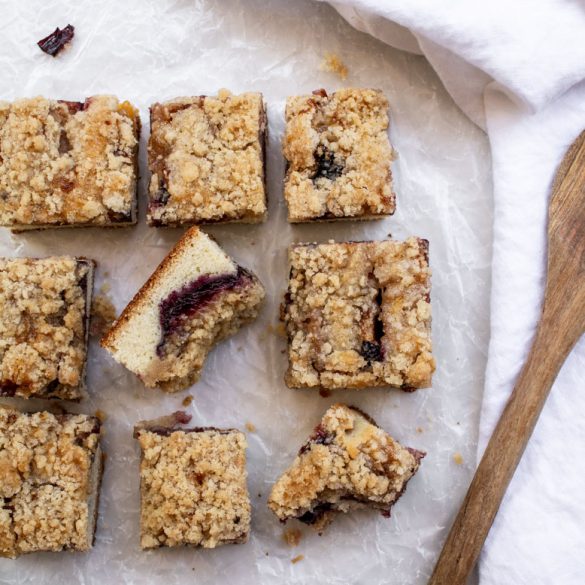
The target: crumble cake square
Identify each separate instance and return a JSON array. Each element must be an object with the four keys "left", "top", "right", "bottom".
[
  {"left": 0, "top": 256, "right": 95, "bottom": 400},
  {"left": 282, "top": 237, "right": 435, "bottom": 390},
  {"left": 147, "top": 90, "right": 267, "bottom": 226},
  {"left": 0, "top": 95, "right": 140, "bottom": 230},
  {"left": 0, "top": 408, "right": 103, "bottom": 558},
  {"left": 101, "top": 226, "right": 265, "bottom": 392},
  {"left": 283, "top": 88, "right": 395, "bottom": 222},
  {"left": 268, "top": 404, "right": 424, "bottom": 531},
  {"left": 134, "top": 411, "right": 251, "bottom": 549}
]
